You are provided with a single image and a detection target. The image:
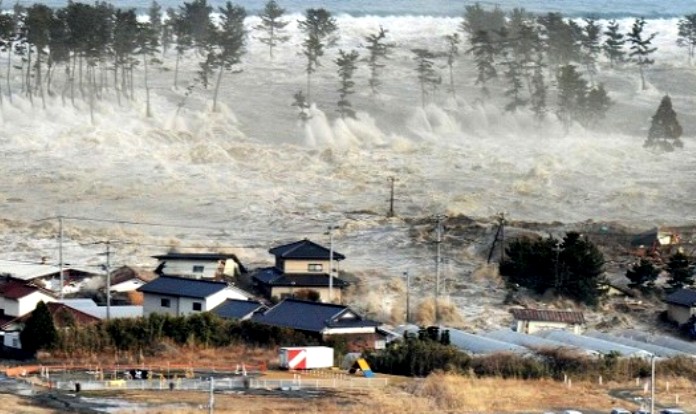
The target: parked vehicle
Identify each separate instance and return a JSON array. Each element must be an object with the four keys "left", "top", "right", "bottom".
[
  {"left": 279, "top": 346, "right": 334, "bottom": 370},
  {"left": 611, "top": 408, "right": 631, "bottom": 414},
  {"left": 659, "top": 409, "right": 685, "bottom": 414},
  {"left": 563, "top": 410, "right": 583, "bottom": 414}
]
